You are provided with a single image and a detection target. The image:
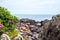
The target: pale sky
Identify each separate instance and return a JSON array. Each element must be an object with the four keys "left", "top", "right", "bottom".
[{"left": 0, "top": 0, "right": 60, "bottom": 15}]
